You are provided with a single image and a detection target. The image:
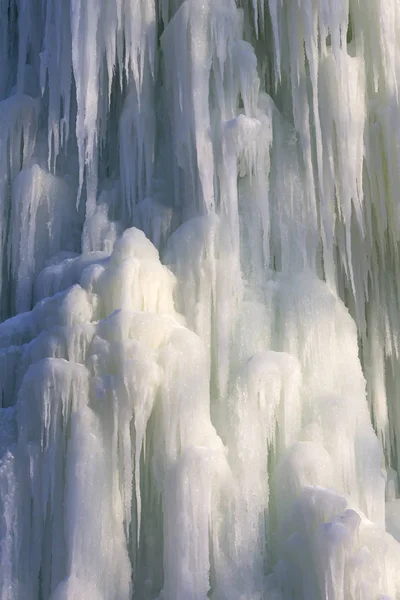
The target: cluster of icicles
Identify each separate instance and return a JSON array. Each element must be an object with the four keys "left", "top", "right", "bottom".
[{"left": 2, "top": 0, "right": 400, "bottom": 598}]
